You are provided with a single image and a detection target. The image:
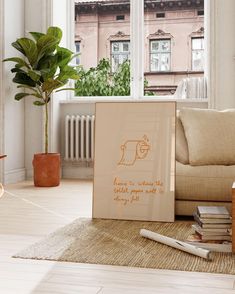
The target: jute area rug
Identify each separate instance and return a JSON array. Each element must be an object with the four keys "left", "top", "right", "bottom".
[{"left": 14, "top": 218, "right": 235, "bottom": 274}]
